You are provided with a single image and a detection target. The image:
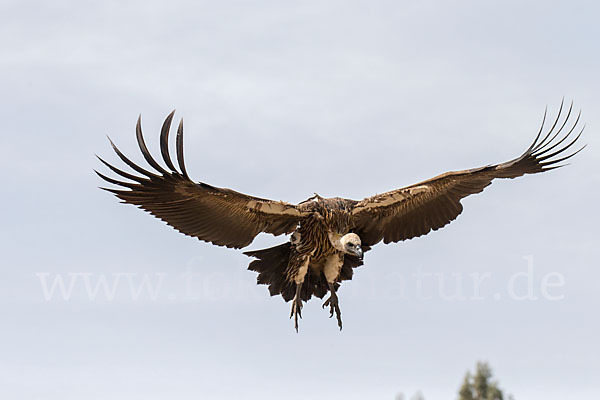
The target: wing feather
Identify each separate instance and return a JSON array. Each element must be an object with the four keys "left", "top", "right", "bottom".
[
  {"left": 98, "top": 113, "right": 305, "bottom": 248},
  {"left": 352, "top": 102, "right": 585, "bottom": 246}
]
